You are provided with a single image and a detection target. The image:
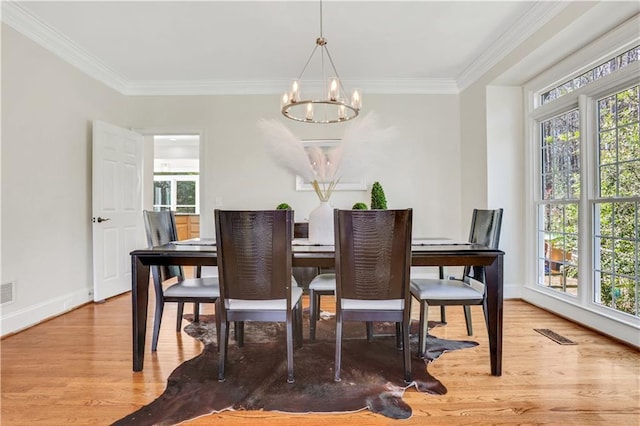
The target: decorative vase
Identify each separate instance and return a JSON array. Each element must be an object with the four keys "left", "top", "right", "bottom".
[{"left": 308, "top": 201, "right": 334, "bottom": 245}]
